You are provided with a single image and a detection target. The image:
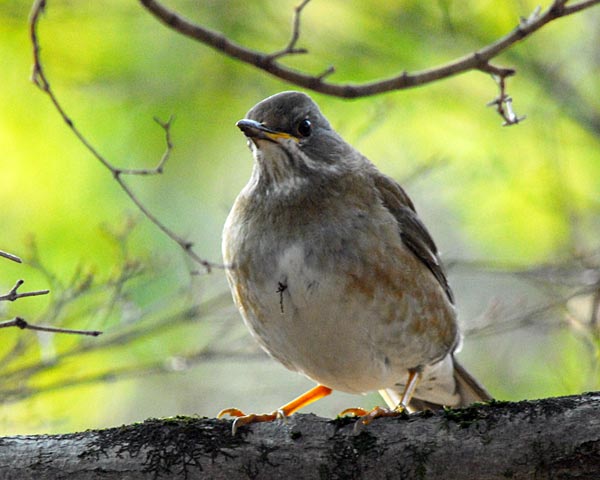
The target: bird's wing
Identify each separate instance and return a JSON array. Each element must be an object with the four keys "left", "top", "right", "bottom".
[{"left": 373, "top": 173, "right": 454, "bottom": 304}]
